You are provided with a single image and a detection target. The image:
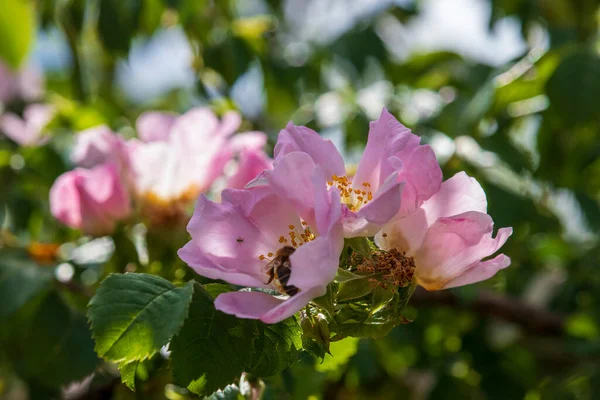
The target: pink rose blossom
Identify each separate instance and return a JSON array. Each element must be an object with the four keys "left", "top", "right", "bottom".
[
  {"left": 50, "top": 162, "right": 131, "bottom": 235},
  {"left": 70, "top": 125, "right": 128, "bottom": 169},
  {"left": 375, "top": 172, "right": 513, "bottom": 290},
  {"left": 128, "top": 108, "right": 241, "bottom": 204},
  {"left": 225, "top": 131, "right": 273, "bottom": 190},
  {"left": 178, "top": 171, "right": 344, "bottom": 323},
  {"left": 262, "top": 108, "right": 441, "bottom": 237},
  {"left": 1, "top": 104, "right": 54, "bottom": 146}
]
